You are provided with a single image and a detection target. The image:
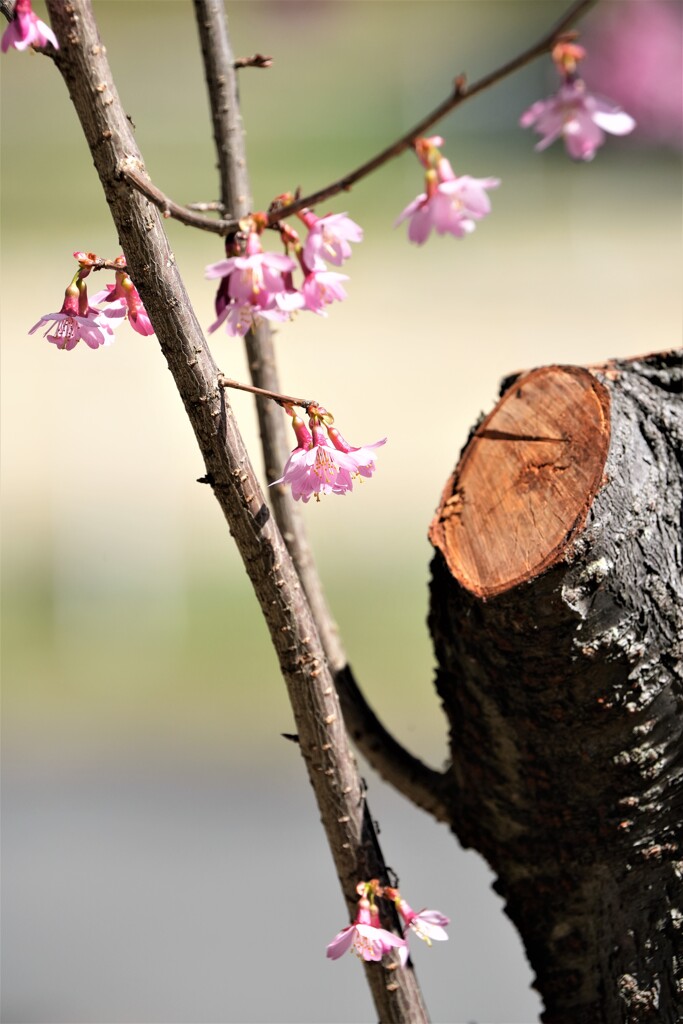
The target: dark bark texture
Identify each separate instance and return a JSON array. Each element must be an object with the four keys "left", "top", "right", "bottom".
[{"left": 429, "top": 353, "right": 683, "bottom": 1023}]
